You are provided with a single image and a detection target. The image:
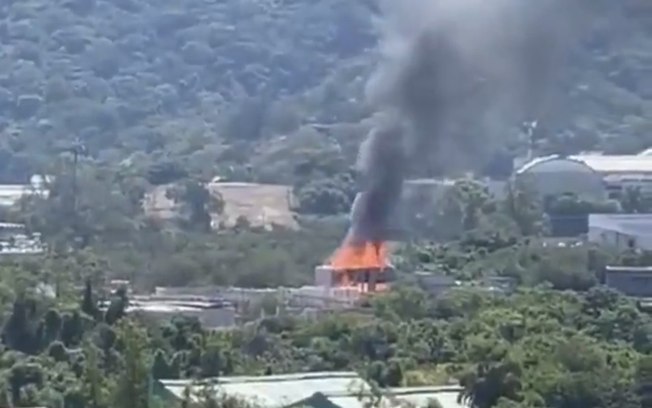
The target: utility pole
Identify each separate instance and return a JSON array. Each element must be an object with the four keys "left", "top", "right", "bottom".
[
  {"left": 522, "top": 120, "right": 538, "bottom": 162},
  {"left": 58, "top": 138, "right": 86, "bottom": 249},
  {"left": 70, "top": 137, "right": 85, "bottom": 216}
]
